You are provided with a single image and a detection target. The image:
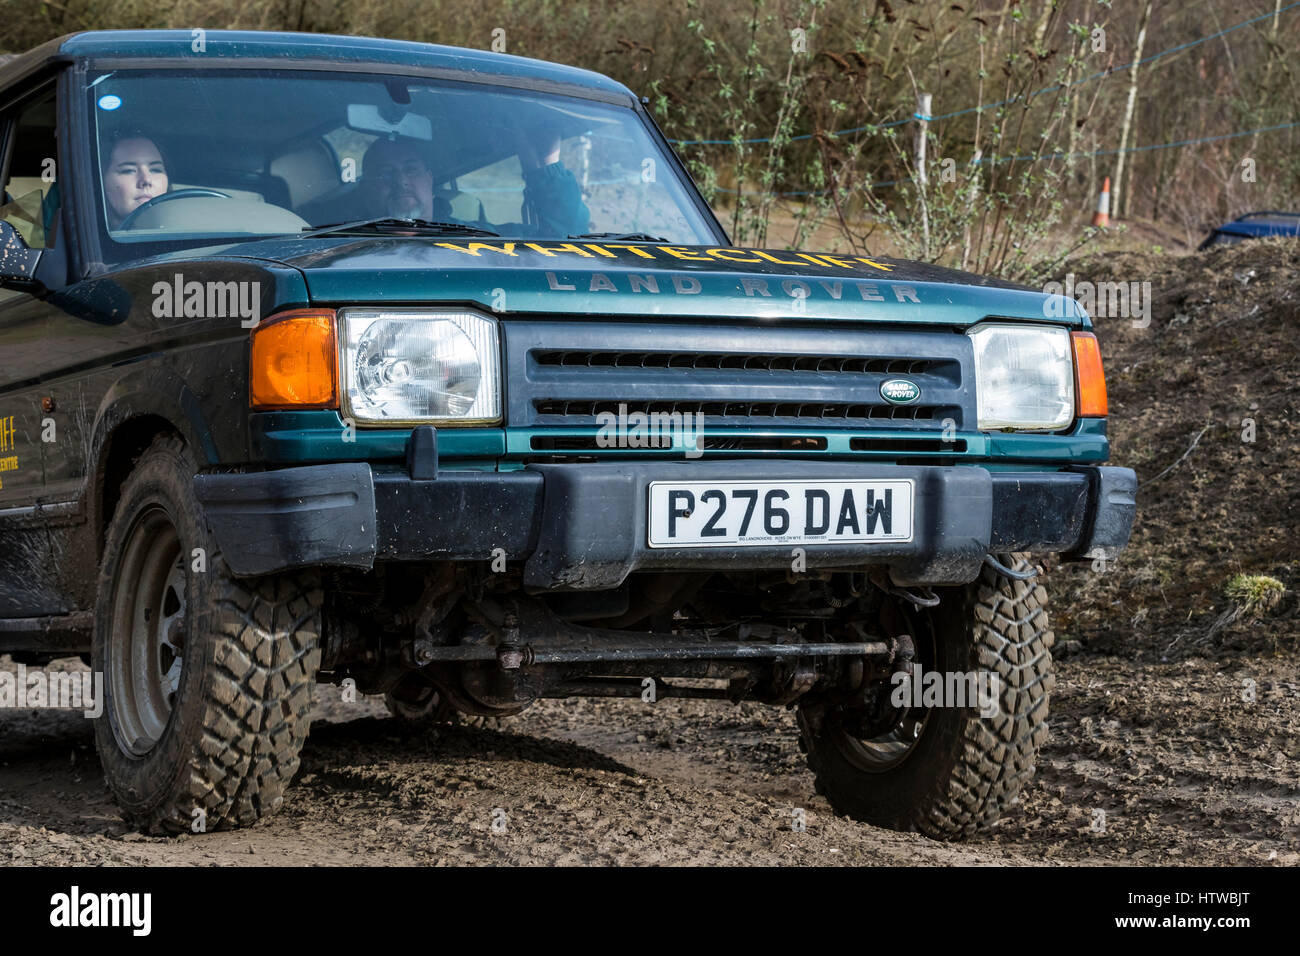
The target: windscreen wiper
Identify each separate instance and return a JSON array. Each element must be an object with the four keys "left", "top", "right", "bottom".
[
  {"left": 570, "top": 232, "right": 669, "bottom": 242},
  {"left": 301, "top": 217, "right": 501, "bottom": 238}
]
